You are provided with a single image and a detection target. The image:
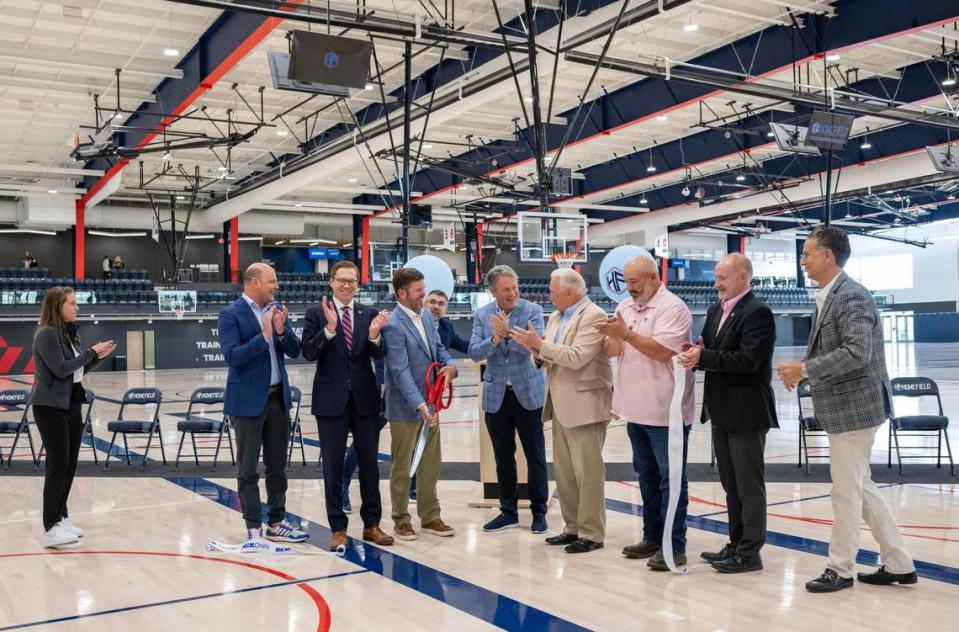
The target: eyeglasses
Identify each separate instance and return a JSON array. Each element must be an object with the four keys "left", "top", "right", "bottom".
[{"left": 333, "top": 278, "right": 358, "bottom": 286}]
